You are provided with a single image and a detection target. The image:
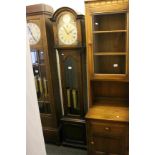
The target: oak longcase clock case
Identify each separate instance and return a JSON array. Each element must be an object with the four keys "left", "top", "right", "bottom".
[
  {"left": 51, "top": 7, "right": 87, "bottom": 148},
  {"left": 26, "top": 4, "right": 62, "bottom": 144}
]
